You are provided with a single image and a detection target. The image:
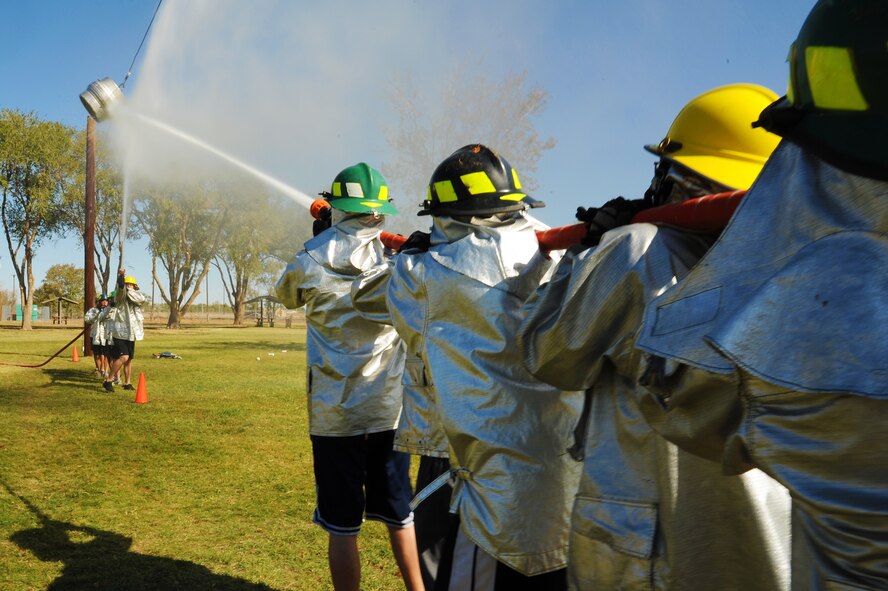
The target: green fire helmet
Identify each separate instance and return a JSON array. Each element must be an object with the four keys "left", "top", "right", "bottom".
[
  {"left": 420, "top": 144, "right": 544, "bottom": 216},
  {"left": 753, "top": 0, "right": 888, "bottom": 180},
  {"left": 321, "top": 163, "right": 398, "bottom": 215}
]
